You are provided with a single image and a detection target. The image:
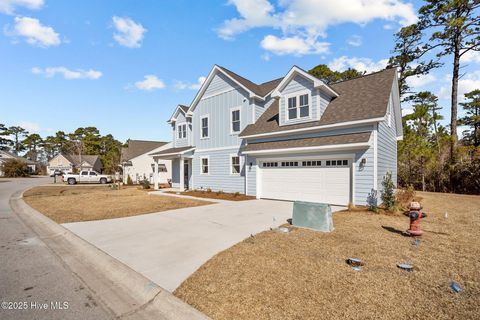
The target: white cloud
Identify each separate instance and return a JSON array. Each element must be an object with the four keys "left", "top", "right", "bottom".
[
  {"left": 406, "top": 74, "right": 437, "bottom": 88},
  {"left": 462, "top": 50, "right": 480, "bottom": 64},
  {"left": 134, "top": 75, "right": 165, "bottom": 91},
  {"left": 7, "top": 16, "right": 60, "bottom": 47},
  {"left": 218, "top": 0, "right": 417, "bottom": 56},
  {"left": 383, "top": 23, "right": 394, "bottom": 30},
  {"left": 174, "top": 76, "right": 206, "bottom": 90},
  {"left": 347, "top": 35, "right": 362, "bottom": 47},
  {"left": 260, "top": 35, "right": 329, "bottom": 56},
  {"left": 328, "top": 56, "right": 388, "bottom": 73},
  {"left": 401, "top": 108, "right": 414, "bottom": 117},
  {"left": 439, "top": 71, "right": 480, "bottom": 101},
  {"left": 32, "top": 66, "right": 102, "bottom": 80},
  {"left": 217, "top": 0, "right": 277, "bottom": 40},
  {"left": 0, "top": 0, "right": 43, "bottom": 14},
  {"left": 17, "top": 121, "right": 40, "bottom": 133},
  {"left": 112, "top": 16, "right": 146, "bottom": 48}
]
